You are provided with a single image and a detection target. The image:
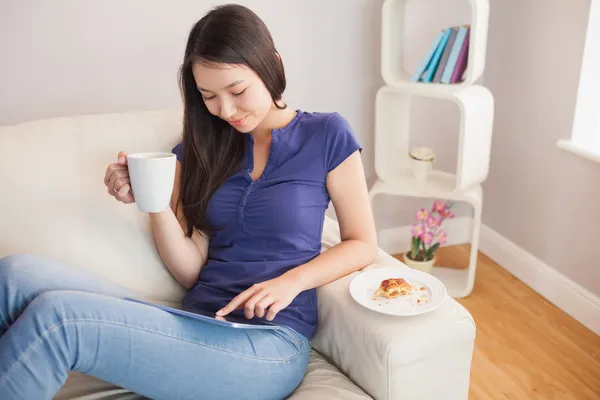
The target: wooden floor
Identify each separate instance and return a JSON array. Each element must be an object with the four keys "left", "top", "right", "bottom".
[{"left": 394, "top": 245, "right": 600, "bottom": 400}]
